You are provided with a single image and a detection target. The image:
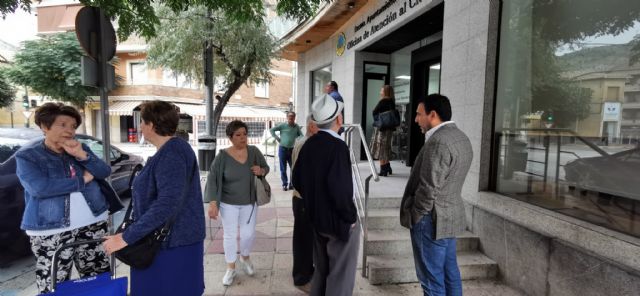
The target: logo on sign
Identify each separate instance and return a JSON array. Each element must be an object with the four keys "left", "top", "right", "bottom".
[{"left": 336, "top": 33, "right": 346, "bottom": 56}]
